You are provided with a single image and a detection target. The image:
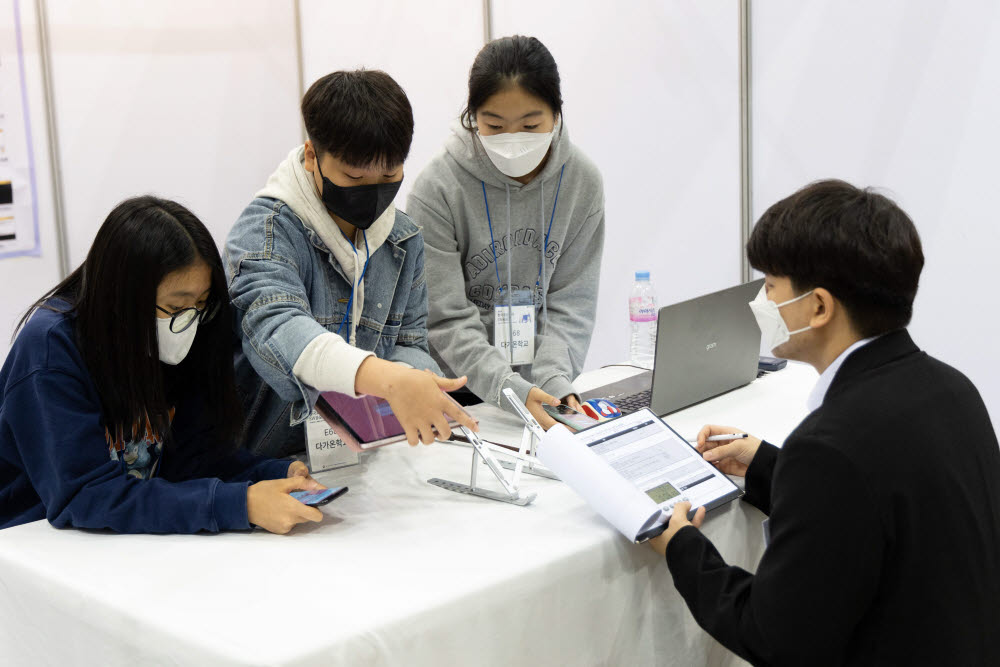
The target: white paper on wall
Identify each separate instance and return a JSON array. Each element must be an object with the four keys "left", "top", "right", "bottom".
[{"left": 0, "top": 0, "right": 40, "bottom": 259}]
